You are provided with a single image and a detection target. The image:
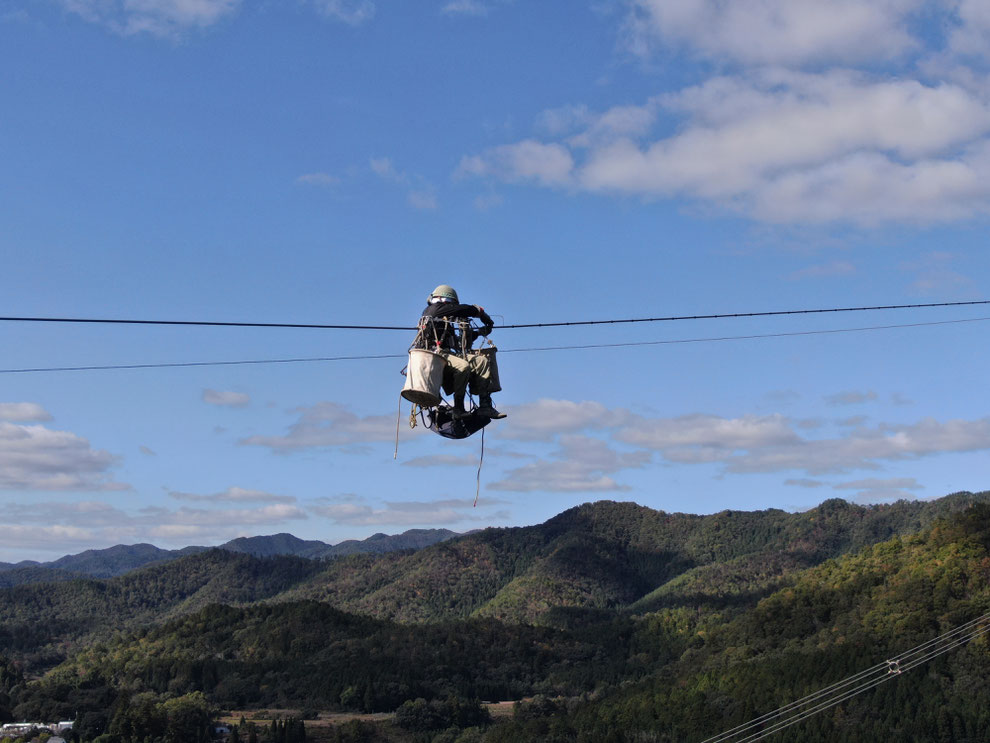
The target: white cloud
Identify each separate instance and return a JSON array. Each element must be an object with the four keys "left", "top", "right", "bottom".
[
  {"left": 0, "top": 422, "right": 129, "bottom": 491},
  {"left": 402, "top": 454, "right": 478, "bottom": 467},
  {"left": 60, "top": 0, "right": 239, "bottom": 36},
  {"left": 309, "top": 497, "right": 498, "bottom": 525},
  {"left": 203, "top": 389, "right": 251, "bottom": 407},
  {"left": 832, "top": 477, "right": 924, "bottom": 504},
  {"left": 0, "top": 403, "right": 52, "bottom": 422},
  {"left": 0, "top": 499, "right": 308, "bottom": 556},
  {"left": 499, "top": 398, "right": 633, "bottom": 440},
  {"left": 721, "top": 417, "right": 990, "bottom": 475},
  {"left": 948, "top": 0, "right": 990, "bottom": 60},
  {"left": 514, "top": 399, "right": 990, "bottom": 479},
  {"left": 168, "top": 486, "right": 296, "bottom": 504},
  {"left": 833, "top": 477, "right": 923, "bottom": 490},
  {"left": 463, "top": 71, "right": 990, "bottom": 224},
  {"left": 240, "top": 402, "right": 410, "bottom": 450},
  {"left": 142, "top": 503, "right": 307, "bottom": 526},
  {"left": 615, "top": 413, "right": 799, "bottom": 451},
  {"left": 314, "top": 0, "right": 375, "bottom": 25},
  {"left": 372, "top": 157, "right": 439, "bottom": 209},
  {"left": 457, "top": 140, "right": 575, "bottom": 187},
  {"left": 625, "top": 0, "right": 922, "bottom": 66},
  {"left": 488, "top": 435, "right": 649, "bottom": 492}
]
